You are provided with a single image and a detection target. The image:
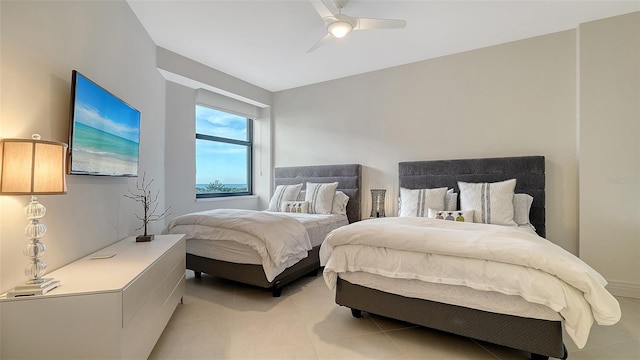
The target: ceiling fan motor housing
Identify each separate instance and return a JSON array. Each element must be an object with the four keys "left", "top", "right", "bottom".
[{"left": 333, "top": 0, "right": 349, "bottom": 9}]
